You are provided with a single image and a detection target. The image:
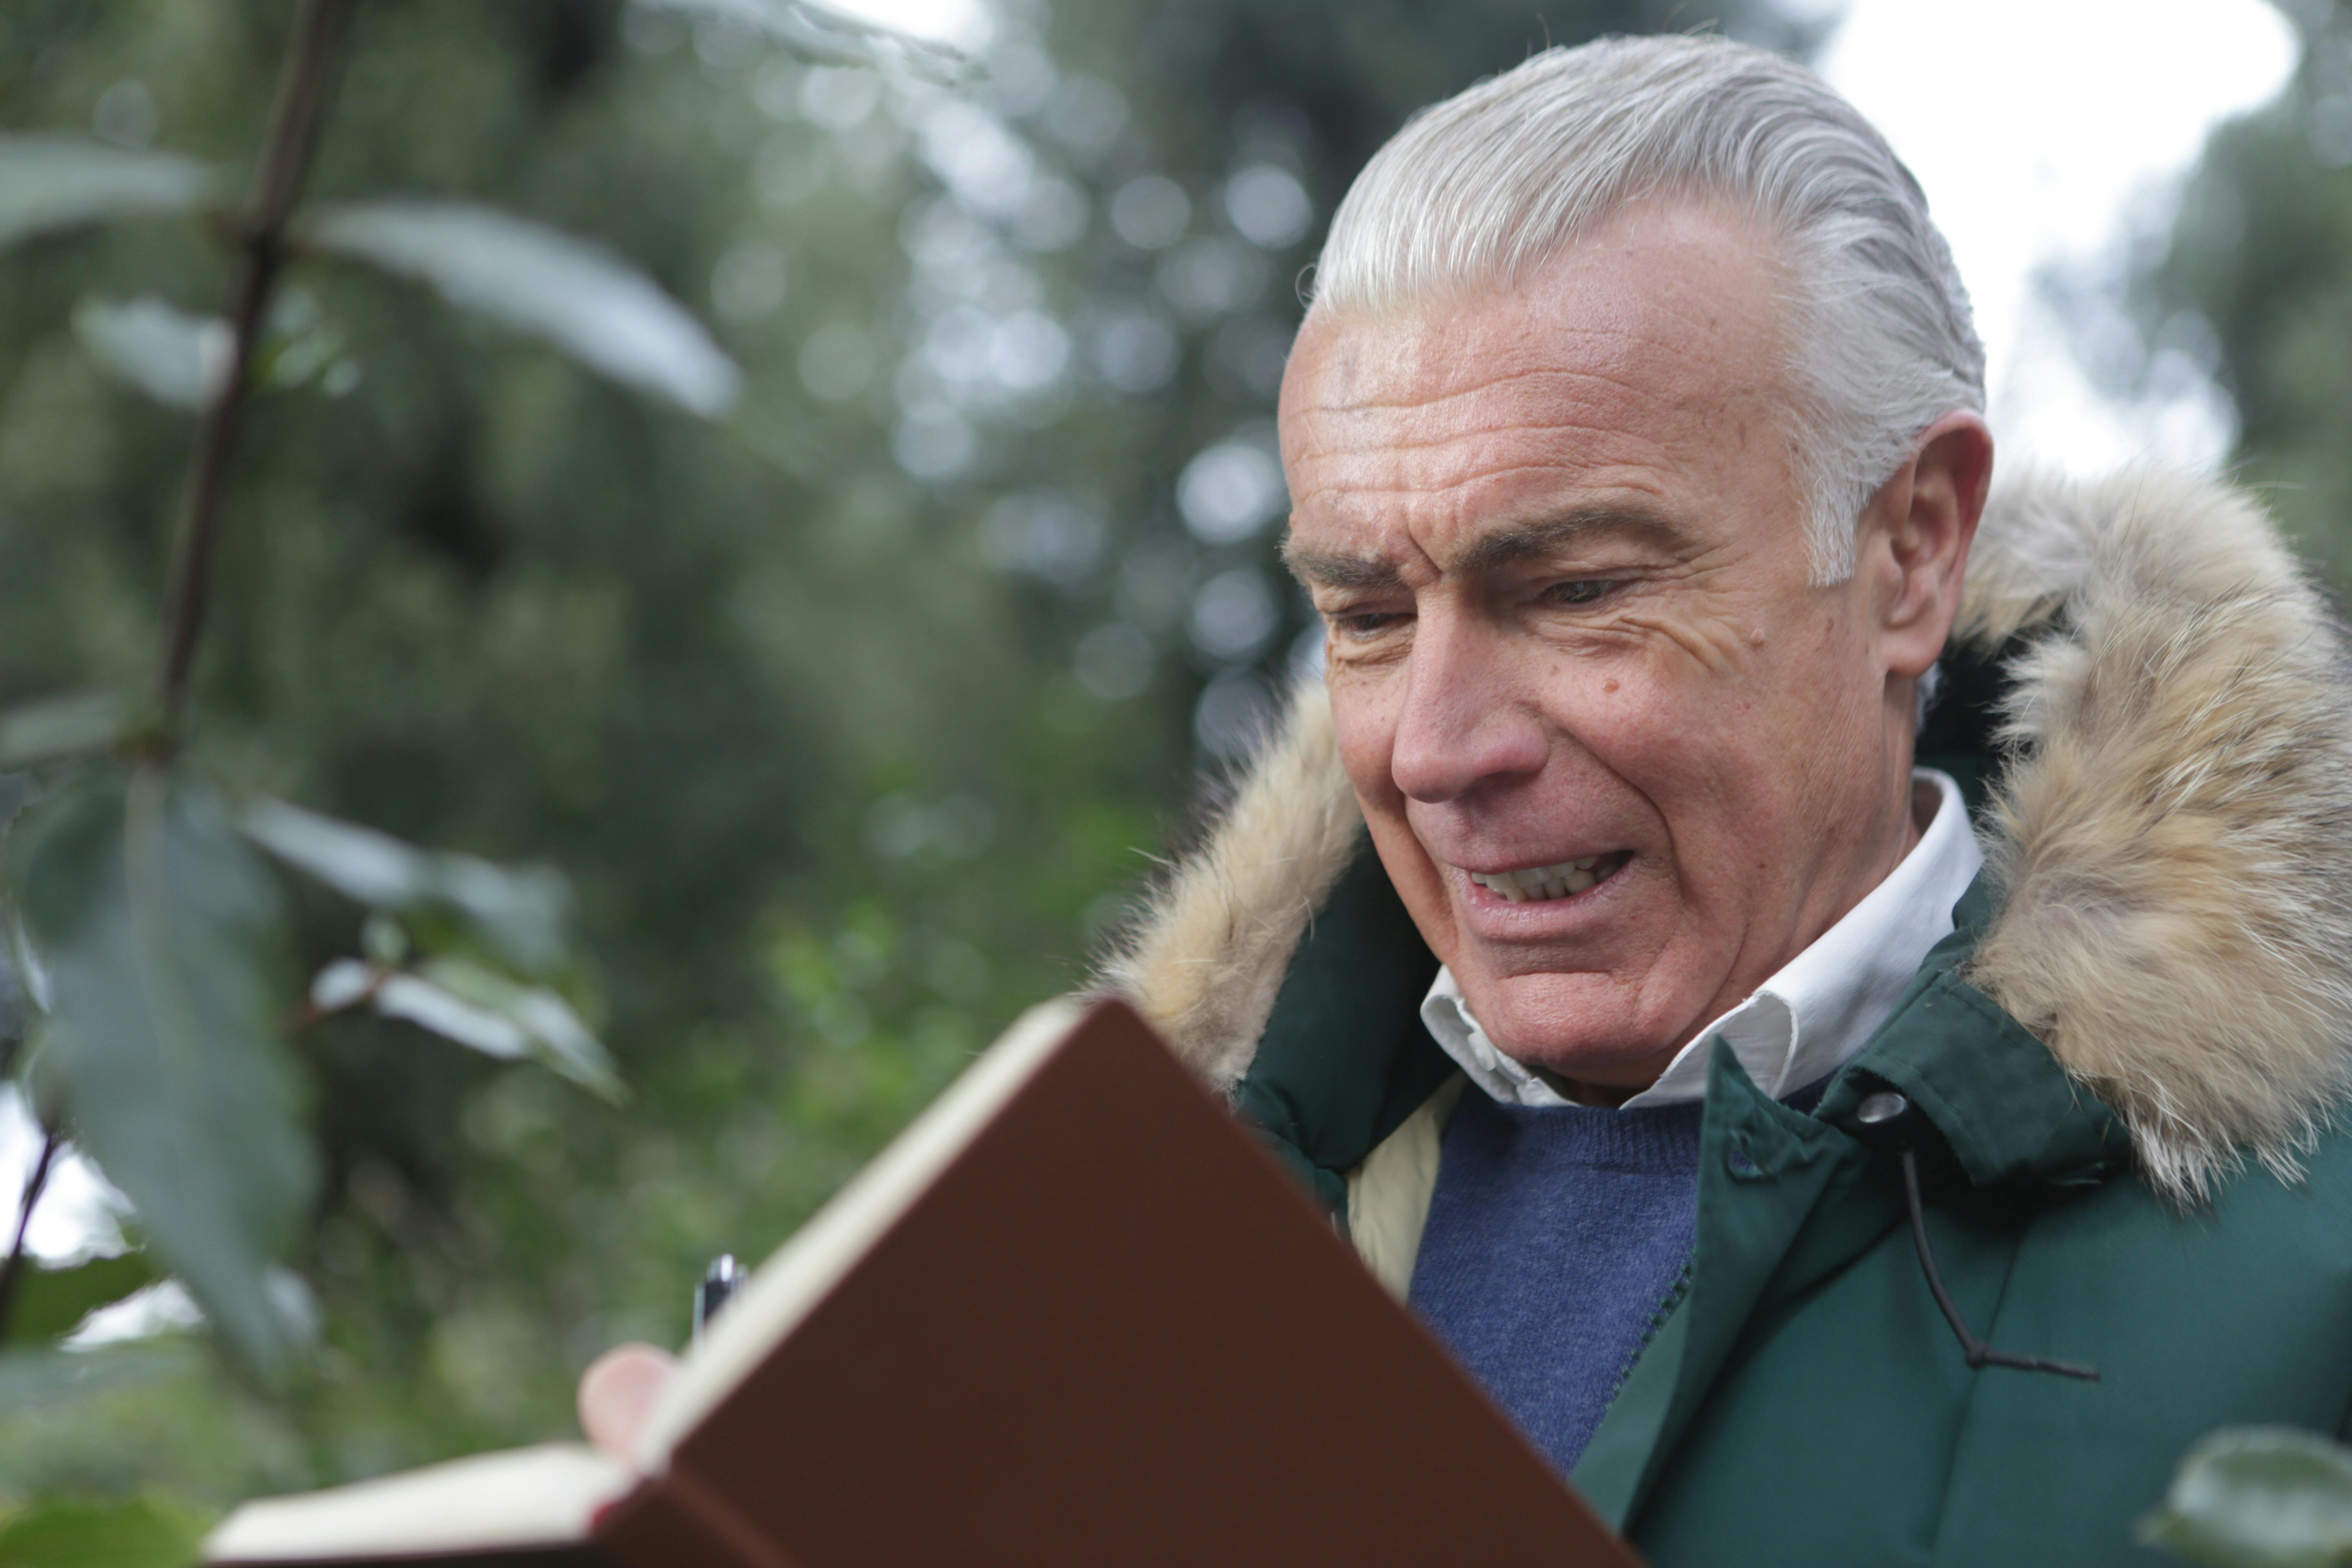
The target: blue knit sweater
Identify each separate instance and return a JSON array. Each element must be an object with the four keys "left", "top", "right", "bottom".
[{"left": 1408, "top": 1092, "right": 1706, "bottom": 1477}]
